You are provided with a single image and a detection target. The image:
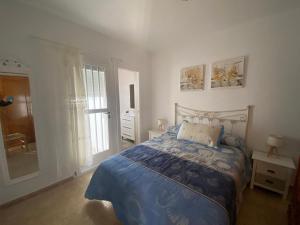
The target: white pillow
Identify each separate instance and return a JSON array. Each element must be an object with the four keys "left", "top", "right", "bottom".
[{"left": 177, "top": 121, "right": 222, "bottom": 147}]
